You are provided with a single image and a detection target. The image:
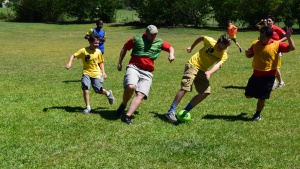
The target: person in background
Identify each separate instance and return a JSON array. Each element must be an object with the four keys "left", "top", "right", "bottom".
[
  {"left": 85, "top": 19, "right": 106, "bottom": 54},
  {"left": 227, "top": 20, "right": 242, "bottom": 52}
]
